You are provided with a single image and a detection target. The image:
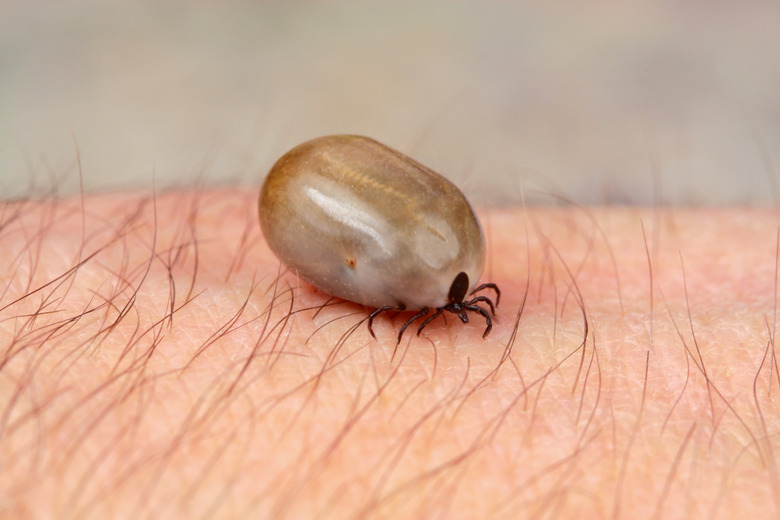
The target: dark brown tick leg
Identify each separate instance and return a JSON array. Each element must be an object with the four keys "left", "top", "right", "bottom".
[
  {"left": 416, "top": 307, "right": 445, "bottom": 336},
  {"left": 364, "top": 287, "right": 500, "bottom": 344},
  {"left": 465, "top": 304, "right": 492, "bottom": 337},
  {"left": 471, "top": 283, "right": 501, "bottom": 307},
  {"left": 467, "top": 295, "right": 496, "bottom": 315},
  {"left": 367, "top": 306, "right": 399, "bottom": 339},
  {"left": 397, "top": 308, "right": 430, "bottom": 344}
]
